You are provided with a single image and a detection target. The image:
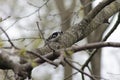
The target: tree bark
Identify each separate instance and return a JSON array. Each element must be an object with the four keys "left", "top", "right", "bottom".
[{"left": 87, "top": 26, "right": 107, "bottom": 79}]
